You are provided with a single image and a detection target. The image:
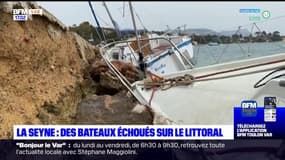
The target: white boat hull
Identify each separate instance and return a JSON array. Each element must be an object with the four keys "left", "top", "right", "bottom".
[
  {"left": 104, "top": 35, "right": 194, "bottom": 76},
  {"left": 146, "top": 39, "right": 194, "bottom": 75},
  {"left": 132, "top": 53, "right": 285, "bottom": 124}
]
